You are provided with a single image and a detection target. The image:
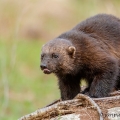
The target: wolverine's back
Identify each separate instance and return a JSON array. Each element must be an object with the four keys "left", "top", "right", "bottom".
[{"left": 72, "top": 14, "right": 120, "bottom": 58}]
